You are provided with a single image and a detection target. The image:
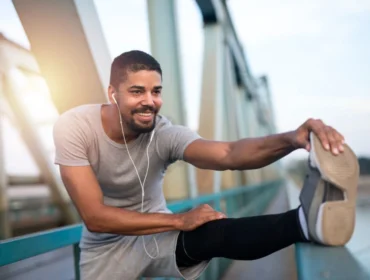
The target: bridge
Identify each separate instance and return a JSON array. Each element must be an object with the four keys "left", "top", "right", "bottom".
[{"left": 0, "top": 0, "right": 369, "bottom": 279}]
